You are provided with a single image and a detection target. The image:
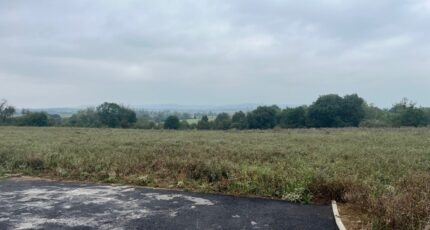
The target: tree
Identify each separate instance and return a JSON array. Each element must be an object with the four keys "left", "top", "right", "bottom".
[
  {"left": 364, "top": 104, "right": 390, "bottom": 121},
  {"left": 307, "top": 94, "right": 366, "bottom": 127},
  {"left": 48, "top": 114, "right": 63, "bottom": 126},
  {"left": 18, "top": 111, "right": 49, "bottom": 126},
  {"left": 360, "top": 103, "right": 391, "bottom": 127},
  {"left": 214, "top": 113, "right": 231, "bottom": 130},
  {"left": 68, "top": 108, "right": 101, "bottom": 127},
  {"left": 119, "top": 108, "right": 137, "bottom": 128},
  {"left": 0, "top": 99, "right": 16, "bottom": 124},
  {"left": 197, "top": 115, "right": 211, "bottom": 130},
  {"left": 164, "top": 115, "right": 180, "bottom": 129},
  {"left": 96, "top": 102, "right": 137, "bottom": 128},
  {"left": 247, "top": 105, "right": 280, "bottom": 129},
  {"left": 231, "top": 111, "right": 248, "bottom": 129},
  {"left": 423, "top": 108, "right": 430, "bottom": 126},
  {"left": 307, "top": 94, "right": 344, "bottom": 127},
  {"left": 278, "top": 106, "right": 307, "bottom": 128},
  {"left": 390, "top": 99, "right": 427, "bottom": 127},
  {"left": 340, "top": 94, "right": 366, "bottom": 126}
]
